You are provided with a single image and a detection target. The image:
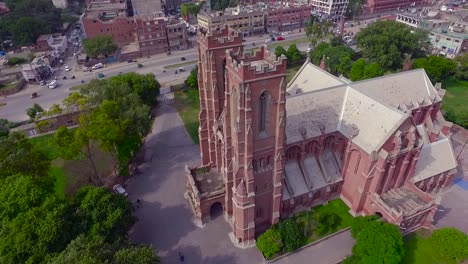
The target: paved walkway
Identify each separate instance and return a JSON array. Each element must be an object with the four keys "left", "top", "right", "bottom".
[{"left": 127, "top": 104, "right": 355, "bottom": 264}]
